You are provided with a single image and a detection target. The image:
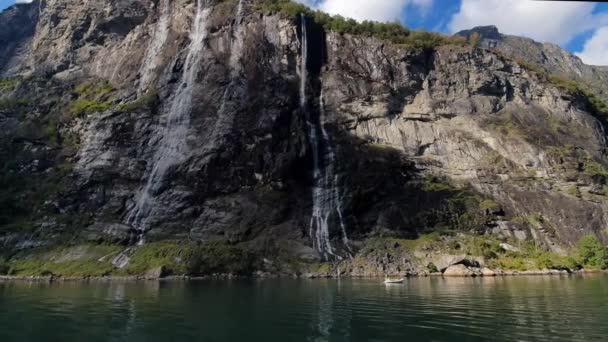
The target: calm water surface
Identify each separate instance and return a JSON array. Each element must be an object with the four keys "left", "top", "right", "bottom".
[{"left": 1, "top": 275, "right": 607, "bottom": 341}]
